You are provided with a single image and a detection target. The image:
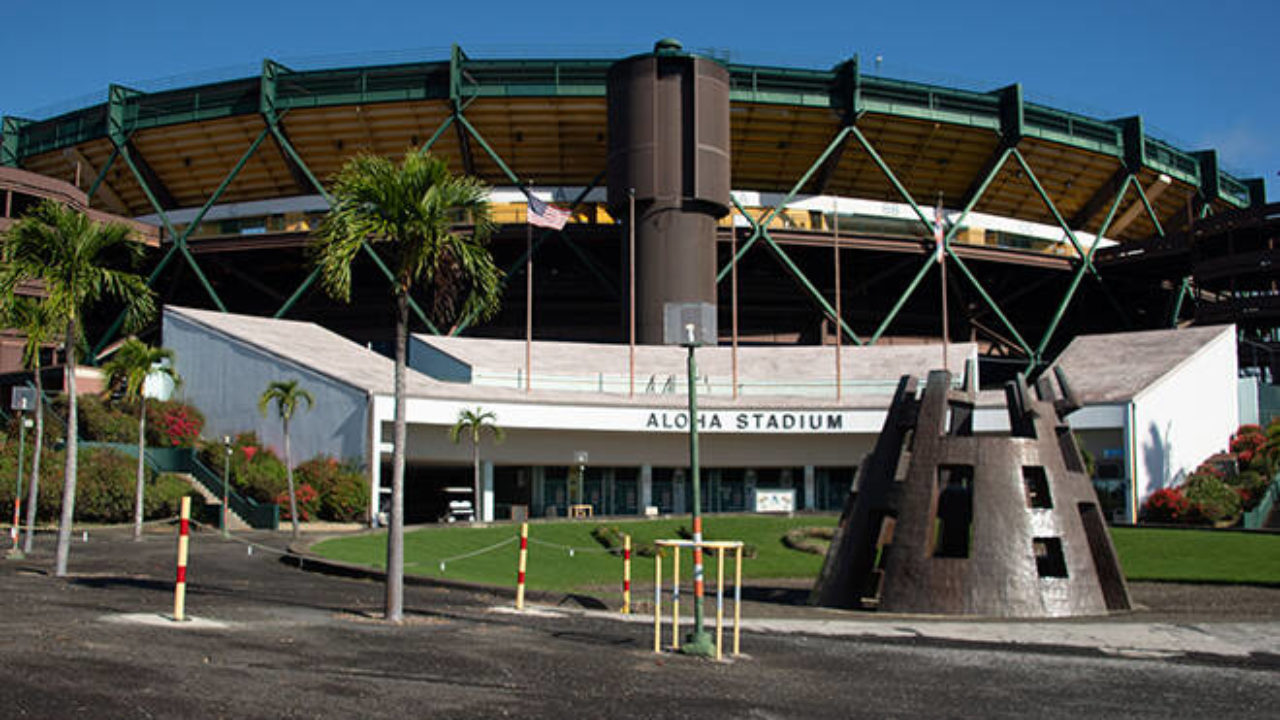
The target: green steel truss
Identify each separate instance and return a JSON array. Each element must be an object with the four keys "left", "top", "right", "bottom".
[{"left": 0, "top": 46, "right": 1263, "bottom": 363}]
